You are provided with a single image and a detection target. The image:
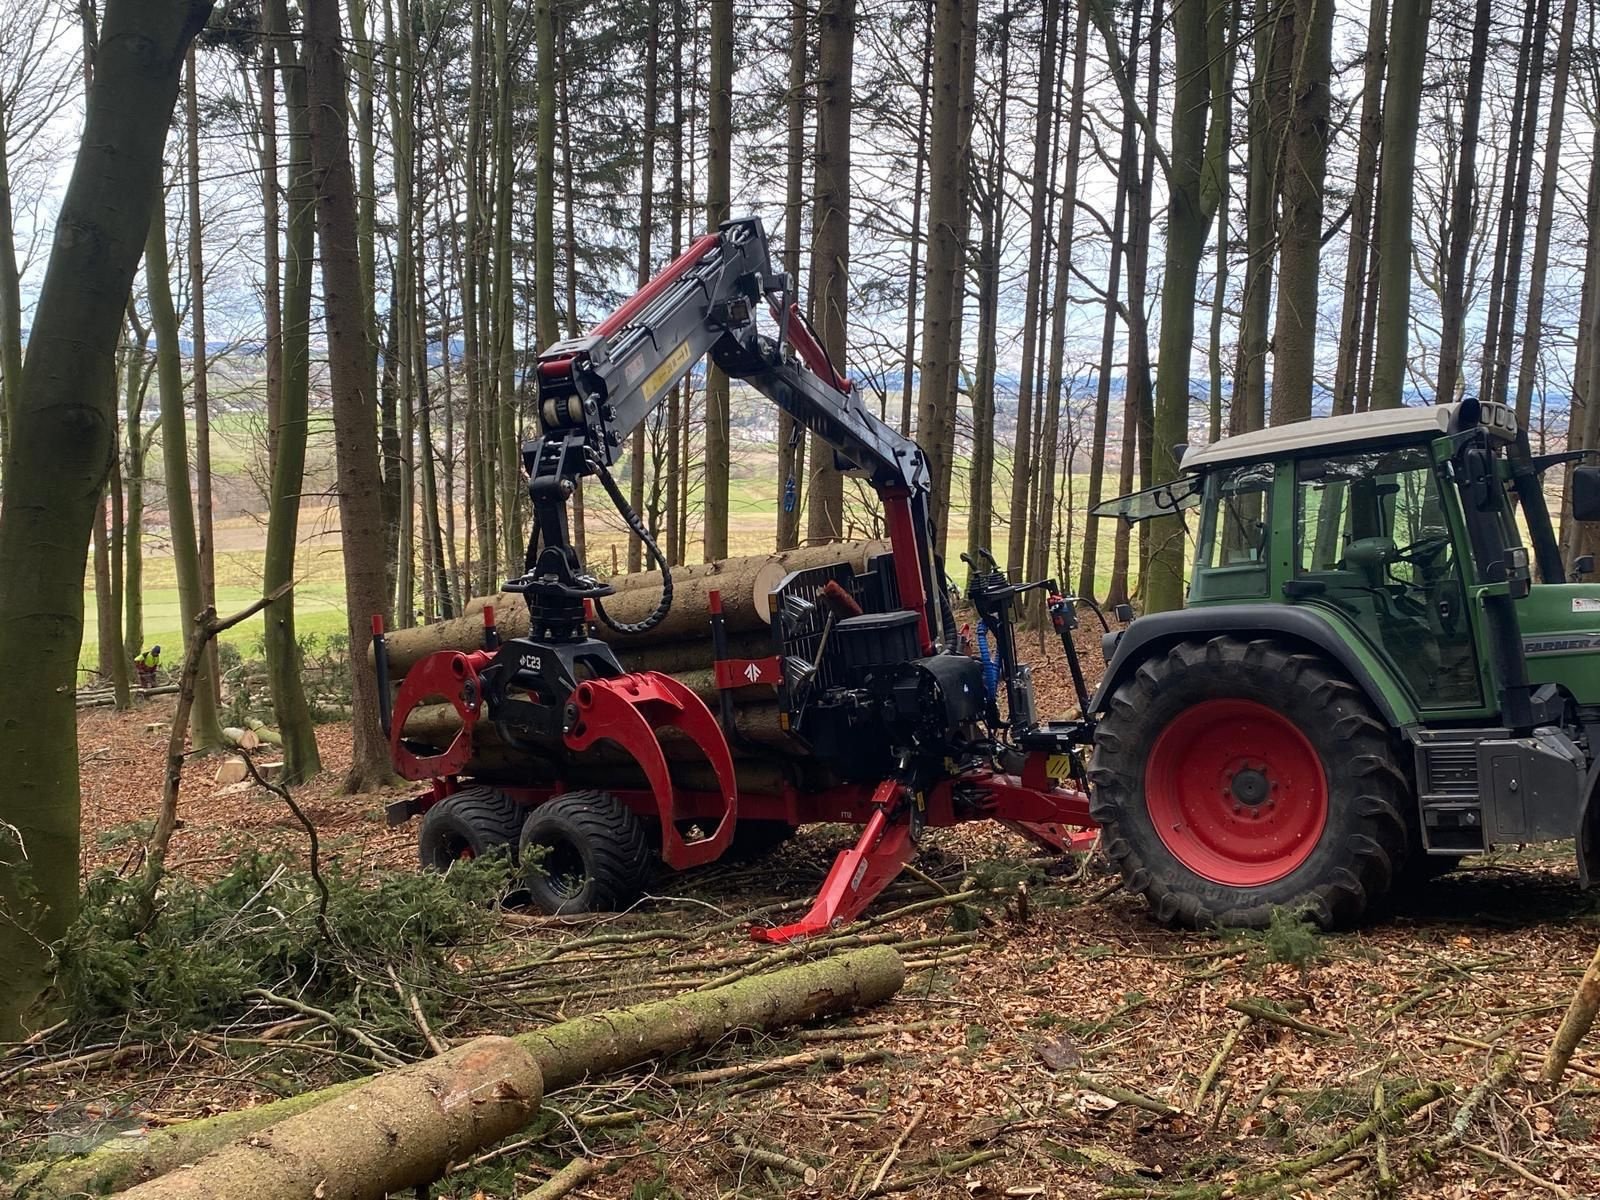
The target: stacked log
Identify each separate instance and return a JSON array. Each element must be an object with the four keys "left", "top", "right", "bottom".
[
  {"left": 380, "top": 540, "right": 886, "bottom": 673},
  {"left": 379, "top": 542, "right": 888, "bottom": 787}
]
